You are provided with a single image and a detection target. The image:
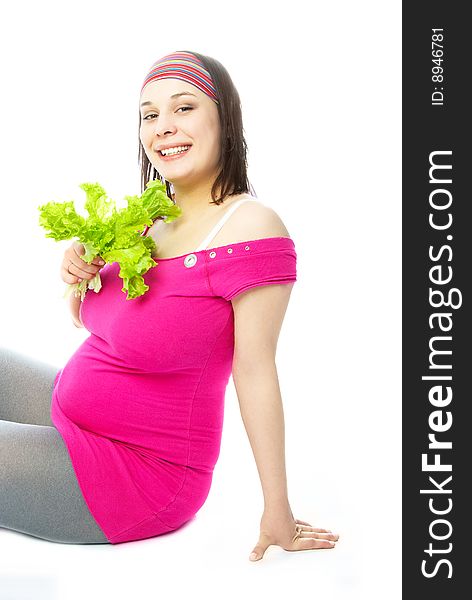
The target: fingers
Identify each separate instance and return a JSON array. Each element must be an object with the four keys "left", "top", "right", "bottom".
[
  {"left": 290, "top": 531, "right": 339, "bottom": 549},
  {"left": 295, "top": 521, "right": 335, "bottom": 535},
  {"left": 294, "top": 537, "right": 337, "bottom": 550},
  {"left": 61, "top": 243, "right": 105, "bottom": 285},
  {"left": 71, "top": 260, "right": 105, "bottom": 282},
  {"left": 290, "top": 523, "right": 340, "bottom": 550},
  {"left": 298, "top": 530, "right": 339, "bottom": 541}
]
